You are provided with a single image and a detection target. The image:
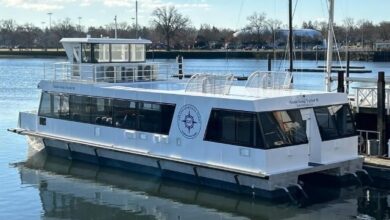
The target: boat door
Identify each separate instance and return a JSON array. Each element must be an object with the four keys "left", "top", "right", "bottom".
[{"left": 301, "top": 108, "right": 322, "bottom": 164}]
